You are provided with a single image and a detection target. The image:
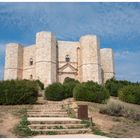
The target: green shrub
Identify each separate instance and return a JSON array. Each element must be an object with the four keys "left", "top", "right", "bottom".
[
  {"left": 0, "top": 80, "right": 38, "bottom": 105},
  {"left": 118, "top": 85, "right": 140, "bottom": 105},
  {"left": 73, "top": 81, "right": 110, "bottom": 103},
  {"left": 63, "top": 77, "right": 80, "bottom": 98},
  {"left": 14, "top": 116, "right": 38, "bottom": 137},
  {"left": 105, "top": 78, "right": 132, "bottom": 97},
  {"left": 45, "top": 83, "right": 65, "bottom": 101},
  {"left": 63, "top": 77, "right": 79, "bottom": 84},
  {"left": 35, "top": 80, "right": 44, "bottom": 90}
]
